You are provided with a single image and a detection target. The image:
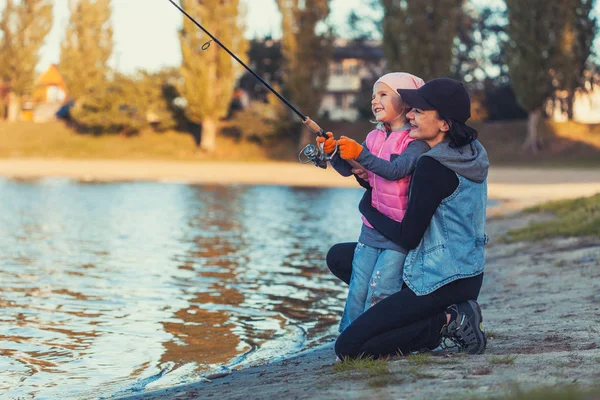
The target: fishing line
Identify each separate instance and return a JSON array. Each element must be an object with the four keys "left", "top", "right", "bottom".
[{"left": 166, "top": 0, "right": 327, "bottom": 138}]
